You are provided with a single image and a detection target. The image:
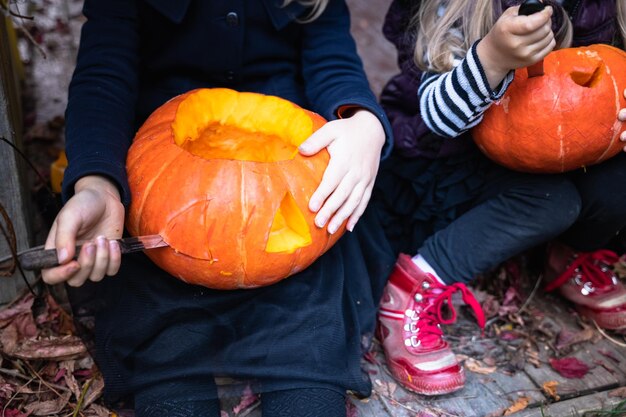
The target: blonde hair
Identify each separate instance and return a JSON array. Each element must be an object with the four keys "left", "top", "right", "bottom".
[
  {"left": 619, "top": 0, "right": 626, "bottom": 48},
  {"left": 283, "top": 0, "right": 330, "bottom": 22},
  {"left": 414, "top": 0, "right": 626, "bottom": 73}
]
